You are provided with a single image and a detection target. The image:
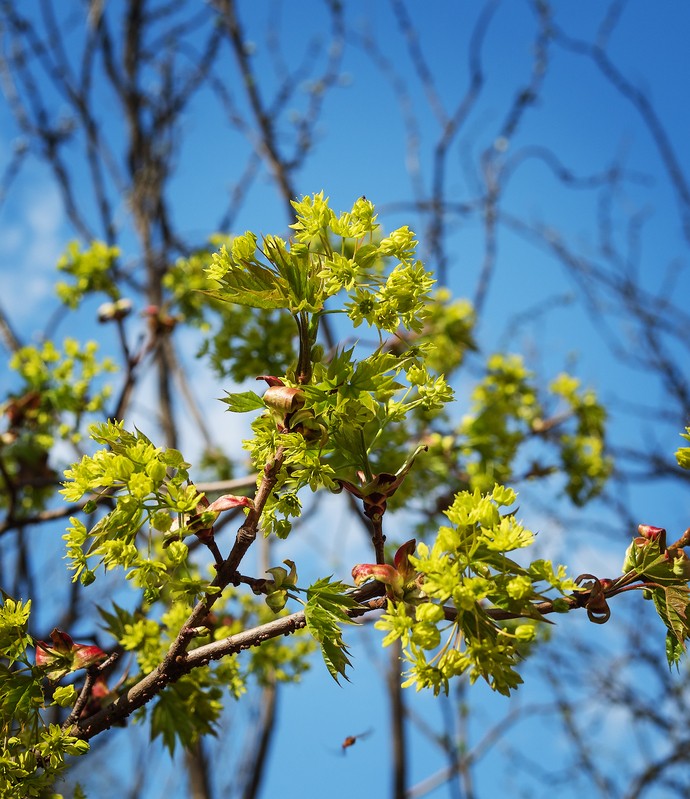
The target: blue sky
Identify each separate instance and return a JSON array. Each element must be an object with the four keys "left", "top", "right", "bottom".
[{"left": 1, "top": 2, "right": 690, "bottom": 797}]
